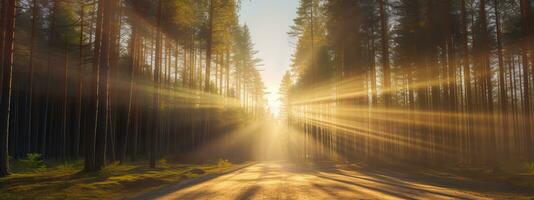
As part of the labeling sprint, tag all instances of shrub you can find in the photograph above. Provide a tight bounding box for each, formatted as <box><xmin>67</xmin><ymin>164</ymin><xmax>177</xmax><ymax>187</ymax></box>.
<box><xmin>14</xmin><ymin>153</ymin><xmax>46</xmax><ymax>172</ymax></box>
<box><xmin>217</xmin><ymin>159</ymin><xmax>231</xmax><ymax>167</ymax></box>
<box><xmin>526</xmin><ymin>163</ymin><xmax>534</xmax><ymax>174</ymax></box>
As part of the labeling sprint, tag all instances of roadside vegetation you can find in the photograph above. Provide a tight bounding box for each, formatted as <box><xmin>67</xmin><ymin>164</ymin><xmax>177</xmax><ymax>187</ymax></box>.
<box><xmin>0</xmin><ymin>154</ymin><xmax>235</xmax><ymax>200</ymax></box>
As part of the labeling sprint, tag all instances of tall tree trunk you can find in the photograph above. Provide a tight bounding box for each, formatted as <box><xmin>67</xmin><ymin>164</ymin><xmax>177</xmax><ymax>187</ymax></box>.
<box><xmin>379</xmin><ymin>0</ymin><xmax>391</xmax><ymax>160</ymax></box>
<box><xmin>494</xmin><ymin>0</ymin><xmax>506</xmax><ymax>114</ymax></box>
<box><xmin>107</xmin><ymin>0</ymin><xmax>121</xmax><ymax>164</ymax></box>
<box><xmin>85</xmin><ymin>0</ymin><xmax>104</xmax><ymax>172</ymax></box>
<box><xmin>520</xmin><ymin>0</ymin><xmax>531</xmax><ymax>115</ymax></box>
<box><xmin>479</xmin><ymin>0</ymin><xmax>496</xmax><ymax>168</ymax></box>
<box><xmin>74</xmin><ymin>1</ymin><xmax>85</xmax><ymax>159</ymax></box>
<box><xmin>493</xmin><ymin>0</ymin><xmax>508</xmax><ymax>162</ymax></box>
<box><xmin>205</xmin><ymin>0</ymin><xmax>214</xmax><ymax>92</ymax></box>
<box><xmin>0</xmin><ymin>0</ymin><xmax>5</xmax><ymax>72</ymax></box>
<box><xmin>43</xmin><ymin>0</ymin><xmax>59</xmax><ymax>158</ymax></box>
<box><xmin>150</xmin><ymin>0</ymin><xmax>163</xmax><ymax>168</ymax></box>
<box><xmin>225</xmin><ymin>47</ymin><xmax>230</xmax><ymax>97</ymax></box>
<box><xmin>182</xmin><ymin>40</ymin><xmax>188</xmax><ymax>87</ymax></box>
<box><xmin>520</xmin><ymin>0</ymin><xmax>532</xmax><ymax>160</ymax></box>
<box><xmin>369</xmin><ymin>26</ymin><xmax>377</xmax><ymax>106</ymax></box>
<box><xmin>120</xmin><ymin>7</ymin><xmax>139</xmax><ymax>163</ymax></box>
<box><xmin>175</xmin><ymin>41</ymin><xmax>179</xmax><ymax>88</ymax></box>
<box><xmin>219</xmin><ymin>54</ymin><xmax>223</xmax><ymax>94</ymax></box>
<box><xmin>0</xmin><ymin>0</ymin><xmax>16</xmax><ymax>177</ymax></box>
<box><xmin>379</xmin><ymin>0</ymin><xmax>390</xmax><ymax>107</ymax></box>
<box><xmin>94</xmin><ymin>0</ymin><xmax>116</xmax><ymax>170</ymax></box>
<box><xmin>460</xmin><ymin>0</ymin><xmax>474</xmax><ymax>163</ymax></box>
<box><xmin>26</xmin><ymin>0</ymin><xmax>38</xmax><ymax>155</ymax></box>
<box><xmin>62</xmin><ymin>33</ymin><xmax>69</xmax><ymax>161</ymax></box>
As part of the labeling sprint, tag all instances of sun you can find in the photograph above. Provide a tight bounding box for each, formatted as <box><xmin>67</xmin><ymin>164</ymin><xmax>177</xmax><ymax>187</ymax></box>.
<box><xmin>266</xmin><ymin>86</ymin><xmax>281</xmax><ymax>118</ymax></box>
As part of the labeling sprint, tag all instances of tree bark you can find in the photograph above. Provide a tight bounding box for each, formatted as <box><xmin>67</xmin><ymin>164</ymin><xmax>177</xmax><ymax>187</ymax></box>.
<box><xmin>0</xmin><ymin>0</ymin><xmax>16</xmax><ymax>177</ymax></box>
<box><xmin>494</xmin><ymin>0</ymin><xmax>506</xmax><ymax>113</ymax></box>
<box><xmin>205</xmin><ymin>0</ymin><xmax>214</xmax><ymax>92</ymax></box>
<box><xmin>94</xmin><ymin>0</ymin><xmax>117</xmax><ymax>171</ymax></box>
<box><xmin>85</xmin><ymin>0</ymin><xmax>104</xmax><ymax>172</ymax></box>
<box><xmin>520</xmin><ymin>0</ymin><xmax>533</xmax><ymax>160</ymax></box>
<box><xmin>25</xmin><ymin>0</ymin><xmax>38</xmax><ymax>155</ymax></box>
<box><xmin>74</xmin><ymin>1</ymin><xmax>85</xmax><ymax>159</ymax></box>
<box><xmin>62</xmin><ymin>32</ymin><xmax>69</xmax><ymax>161</ymax></box>
<box><xmin>150</xmin><ymin>0</ymin><xmax>163</xmax><ymax>168</ymax></box>
<box><xmin>379</xmin><ymin>0</ymin><xmax>391</xmax><ymax>107</ymax></box>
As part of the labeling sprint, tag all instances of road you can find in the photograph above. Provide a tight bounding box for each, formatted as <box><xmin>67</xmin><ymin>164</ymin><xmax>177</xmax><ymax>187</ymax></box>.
<box><xmin>139</xmin><ymin>161</ymin><xmax>498</xmax><ymax>200</ymax></box>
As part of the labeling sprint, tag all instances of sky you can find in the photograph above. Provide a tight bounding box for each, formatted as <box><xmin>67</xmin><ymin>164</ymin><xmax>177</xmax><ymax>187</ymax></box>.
<box><xmin>238</xmin><ymin>0</ymin><xmax>299</xmax><ymax>117</ymax></box>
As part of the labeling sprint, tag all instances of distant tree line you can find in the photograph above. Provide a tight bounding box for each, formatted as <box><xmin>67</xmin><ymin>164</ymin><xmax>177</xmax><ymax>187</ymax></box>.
<box><xmin>282</xmin><ymin>0</ymin><xmax>534</xmax><ymax>167</ymax></box>
<box><xmin>0</xmin><ymin>0</ymin><xmax>266</xmax><ymax>176</ymax></box>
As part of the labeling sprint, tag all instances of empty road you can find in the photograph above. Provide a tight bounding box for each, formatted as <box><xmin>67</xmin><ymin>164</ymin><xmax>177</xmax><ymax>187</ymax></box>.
<box><xmin>137</xmin><ymin>161</ymin><xmax>504</xmax><ymax>200</ymax></box>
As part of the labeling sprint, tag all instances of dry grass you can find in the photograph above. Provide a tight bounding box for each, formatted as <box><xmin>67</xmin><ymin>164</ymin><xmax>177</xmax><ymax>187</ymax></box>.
<box><xmin>0</xmin><ymin>159</ymin><xmax>234</xmax><ymax>200</ymax></box>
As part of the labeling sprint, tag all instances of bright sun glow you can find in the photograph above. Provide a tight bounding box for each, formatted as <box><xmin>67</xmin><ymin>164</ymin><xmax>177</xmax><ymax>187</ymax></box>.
<box><xmin>239</xmin><ymin>0</ymin><xmax>298</xmax><ymax>118</ymax></box>
<box><xmin>267</xmin><ymin>86</ymin><xmax>281</xmax><ymax>117</ymax></box>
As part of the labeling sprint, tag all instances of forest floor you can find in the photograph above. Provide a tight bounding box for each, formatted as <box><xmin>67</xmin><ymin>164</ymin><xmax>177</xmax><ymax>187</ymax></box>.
<box><xmin>0</xmin><ymin>158</ymin><xmax>241</xmax><ymax>200</ymax></box>
<box><xmin>2</xmin><ymin>158</ymin><xmax>533</xmax><ymax>199</ymax></box>
<box><xmin>350</xmin><ymin>161</ymin><xmax>534</xmax><ymax>199</ymax></box>
<box><xmin>133</xmin><ymin>161</ymin><xmax>534</xmax><ymax>200</ymax></box>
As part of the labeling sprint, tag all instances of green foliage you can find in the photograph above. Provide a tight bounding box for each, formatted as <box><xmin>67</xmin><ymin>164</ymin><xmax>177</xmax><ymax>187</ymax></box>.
<box><xmin>289</xmin><ymin>0</ymin><xmax>329</xmax><ymax>87</ymax></box>
<box><xmin>49</xmin><ymin>1</ymin><xmax>81</xmax><ymax>48</ymax></box>
<box><xmin>166</xmin><ymin>0</ymin><xmax>196</xmax><ymax>36</ymax></box>
<box><xmin>12</xmin><ymin>153</ymin><xmax>46</xmax><ymax>173</ymax></box>
<box><xmin>158</xmin><ymin>159</ymin><xmax>170</xmax><ymax>168</ymax></box>
<box><xmin>217</xmin><ymin>159</ymin><xmax>231</xmax><ymax>167</ymax></box>
<box><xmin>0</xmin><ymin>161</ymin><xmax>236</xmax><ymax>200</ymax></box>
<box><xmin>526</xmin><ymin>163</ymin><xmax>534</xmax><ymax>174</ymax></box>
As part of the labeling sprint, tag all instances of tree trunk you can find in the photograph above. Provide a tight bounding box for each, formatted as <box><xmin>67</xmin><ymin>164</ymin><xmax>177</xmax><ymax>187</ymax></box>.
<box><xmin>94</xmin><ymin>0</ymin><xmax>117</xmax><ymax>171</ymax></box>
<box><xmin>379</xmin><ymin>0</ymin><xmax>390</xmax><ymax>107</ymax></box>
<box><xmin>0</xmin><ymin>0</ymin><xmax>16</xmax><ymax>177</ymax></box>
<box><xmin>225</xmin><ymin>47</ymin><xmax>230</xmax><ymax>97</ymax></box>
<box><xmin>74</xmin><ymin>1</ymin><xmax>85</xmax><ymax>159</ymax></box>
<box><xmin>520</xmin><ymin>0</ymin><xmax>532</xmax><ymax>160</ymax></box>
<box><xmin>43</xmin><ymin>0</ymin><xmax>59</xmax><ymax>158</ymax></box>
<box><xmin>0</xmin><ymin>0</ymin><xmax>7</xmax><ymax>72</ymax></box>
<box><xmin>62</xmin><ymin>33</ymin><xmax>69</xmax><ymax>161</ymax></box>
<box><xmin>85</xmin><ymin>0</ymin><xmax>104</xmax><ymax>172</ymax></box>
<box><xmin>150</xmin><ymin>0</ymin><xmax>163</xmax><ymax>168</ymax></box>
<box><xmin>25</xmin><ymin>0</ymin><xmax>38</xmax><ymax>155</ymax></box>
<box><xmin>120</xmin><ymin>9</ymin><xmax>139</xmax><ymax>164</ymax></box>
<box><xmin>205</xmin><ymin>0</ymin><xmax>214</xmax><ymax>92</ymax></box>
<box><xmin>494</xmin><ymin>0</ymin><xmax>506</xmax><ymax>114</ymax></box>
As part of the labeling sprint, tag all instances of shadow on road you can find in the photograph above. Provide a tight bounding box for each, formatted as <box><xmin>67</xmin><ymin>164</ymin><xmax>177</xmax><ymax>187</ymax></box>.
<box><xmin>235</xmin><ymin>185</ymin><xmax>262</xmax><ymax>200</ymax></box>
<box><xmin>308</xmin><ymin>161</ymin><xmax>534</xmax><ymax>199</ymax></box>
<box><xmin>131</xmin><ymin>161</ymin><xmax>533</xmax><ymax>199</ymax></box>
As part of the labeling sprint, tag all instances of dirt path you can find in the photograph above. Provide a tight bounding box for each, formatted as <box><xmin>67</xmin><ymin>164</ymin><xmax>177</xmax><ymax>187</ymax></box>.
<box><xmin>132</xmin><ymin>161</ymin><xmax>525</xmax><ymax>200</ymax></box>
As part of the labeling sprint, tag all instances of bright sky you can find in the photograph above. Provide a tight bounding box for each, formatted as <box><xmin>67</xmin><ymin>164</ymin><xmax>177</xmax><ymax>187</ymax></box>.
<box><xmin>239</xmin><ymin>0</ymin><xmax>298</xmax><ymax>117</ymax></box>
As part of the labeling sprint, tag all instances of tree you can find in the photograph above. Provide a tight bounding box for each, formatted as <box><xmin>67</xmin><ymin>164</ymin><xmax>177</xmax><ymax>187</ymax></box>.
<box><xmin>0</xmin><ymin>0</ymin><xmax>265</xmax><ymax>173</ymax></box>
<box><xmin>285</xmin><ymin>0</ymin><xmax>534</xmax><ymax>165</ymax></box>
<box><xmin>150</xmin><ymin>0</ymin><xmax>163</xmax><ymax>169</ymax></box>
<box><xmin>0</xmin><ymin>0</ymin><xmax>17</xmax><ymax>177</ymax></box>
<box><xmin>279</xmin><ymin>71</ymin><xmax>293</xmax><ymax>121</ymax></box>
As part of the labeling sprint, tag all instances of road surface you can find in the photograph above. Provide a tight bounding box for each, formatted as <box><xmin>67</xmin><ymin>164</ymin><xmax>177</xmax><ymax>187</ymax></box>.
<box><xmin>136</xmin><ymin>161</ymin><xmax>503</xmax><ymax>200</ymax></box>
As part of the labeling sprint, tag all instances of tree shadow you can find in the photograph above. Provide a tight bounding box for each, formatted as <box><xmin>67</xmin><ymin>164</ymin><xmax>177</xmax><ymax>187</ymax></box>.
<box><xmin>314</xmin><ymin>174</ymin><xmax>420</xmax><ymax>200</ymax></box>
<box><xmin>355</xmin><ymin>166</ymin><xmax>534</xmax><ymax>196</ymax></box>
<box><xmin>235</xmin><ymin>185</ymin><xmax>261</xmax><ymax>200</ymax></box>
<box><xmin>129</xmin><ymin>164</ymin><xmax>255</xmax><ymax>200</ymax></box>
<box><xmin>310</xmin><ymin>161</ymin><xmax>534</xmax><ymax>199</ymax></box>
<box><xmin>311</xmin><ymin>183</ymin><xmax>350</xmax><ymax>198</ymax></box>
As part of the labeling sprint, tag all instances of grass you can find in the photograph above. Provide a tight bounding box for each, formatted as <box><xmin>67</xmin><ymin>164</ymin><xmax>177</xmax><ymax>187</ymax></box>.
<box><xmin>412</xmin><ymin>160</ymin><xmax>534</xmax><ymax>198</ymax></box>
<box><xmin>0</xmin><ymin>158</ymin><xmax>236</xmax><ymax>200</ymax></box>
<box><xmin>332</xmin><ymin>159</ymin><xmax>534</xmax><ymax>198</ymax></box>
<box><xmin>442</xmin><ymin>162</ymin><xmax>534</xmax><ymax>199</ymax></box>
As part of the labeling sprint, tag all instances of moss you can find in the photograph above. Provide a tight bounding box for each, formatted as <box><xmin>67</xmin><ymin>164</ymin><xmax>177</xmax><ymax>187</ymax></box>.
<box><xmin>0</xmin><ymin>160</ymin><xmax>234</xmax><ymax>200</ymax></box>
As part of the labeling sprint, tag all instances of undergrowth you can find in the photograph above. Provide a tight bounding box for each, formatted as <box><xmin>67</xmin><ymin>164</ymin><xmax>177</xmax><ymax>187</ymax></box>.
<box><xmin>1</xmin><ymin>155</ymin><xmax>235</xmax><ymax>200</ymax></box>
